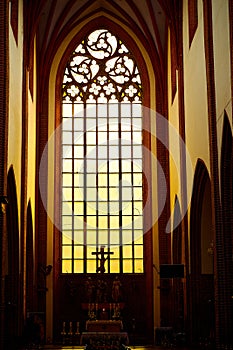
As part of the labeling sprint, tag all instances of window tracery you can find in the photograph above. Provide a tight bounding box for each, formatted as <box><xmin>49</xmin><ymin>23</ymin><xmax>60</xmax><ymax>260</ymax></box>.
<box><xmin>62</xmin><ymin>29</ymin><xmax>142</xmax><ymax>103</ymax></box>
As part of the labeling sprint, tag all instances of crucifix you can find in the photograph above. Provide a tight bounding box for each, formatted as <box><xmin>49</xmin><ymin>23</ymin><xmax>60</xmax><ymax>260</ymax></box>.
<box><xmin>92</xmin><ymin>246</ymin><xmax>114</xmax><ymax>273</ymax></box>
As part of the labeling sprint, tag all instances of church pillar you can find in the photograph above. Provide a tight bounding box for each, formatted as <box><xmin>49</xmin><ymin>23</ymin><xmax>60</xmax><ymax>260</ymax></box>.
<box><xmin>35</xmin><ymin>110</ymin><xmax>49</xmax><ymax>313</ymax></box>
<box><xmin>229</xmin><ymin>0</ymin><xmax>233</xmax><ymax>126</ymax></box>
<box><xmin>19</xmin><ymin>35</ymin><xmax>30</xmax><ymax>331</ymax></box>
<box><xmin>0</xmin><ymin>1</ymin><xmax>9</xmax><ymax>350</ymax></box>
<box><xmin>154</xmin><ymin>25</ymin><xmax>172</xmax><ymax>329</ymax></box>
<box><xmin>203</xmin><ymin>1</ymin><xmax>225</xmax><ymax>348</ymax></box>
<box><xmin>176</xmin><ymin>0</ymin><xmax>191</xmax><ymax>340</ymax></box>
<box><xmin>35</xmin><ymin>84</ymin><xmax>49</xmax><ymax>334</ymax></box>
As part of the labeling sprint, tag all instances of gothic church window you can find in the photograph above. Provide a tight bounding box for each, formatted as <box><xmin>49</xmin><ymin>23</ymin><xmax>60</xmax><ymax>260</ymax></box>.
<box><xmin>61</xmin><ymin>29</ymin><xmax>144</xmax><ymax>273</ymax></box>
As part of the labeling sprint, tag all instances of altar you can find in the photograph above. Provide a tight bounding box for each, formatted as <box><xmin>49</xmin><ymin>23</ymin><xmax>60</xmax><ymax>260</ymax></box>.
<box><xmin>86</xmin><ymin>320</ymin><xmax>123</xmax><ymax>332</ymax></box>
<box><xmin>81</xmin><ymin>307</ymin><xmax>128</xmax><ymax>348</ymax></box>
<box><xmin>80</xmin><ymin>269</ymin><xmax>129</xmax><ymax>349</ymax></box>
<box><xmin>81</xmin><ymin>301</ymin><xmax>128</xmax><ymax>348</ymax></box>
<box><xmin>80</xmin><ymin>331</ymin><xmax>129</xmax><ymax>347</ymax></box>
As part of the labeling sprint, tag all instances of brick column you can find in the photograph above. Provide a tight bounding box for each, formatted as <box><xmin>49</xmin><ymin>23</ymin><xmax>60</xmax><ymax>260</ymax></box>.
<box><xmin>0</xmin><ymin>1</ymin><xmax>9</xmax><ymax>349</ymax></box>
<box><xmin>202</xmin><ymin>1</ymin><xmax>225</xmax><ymax>348</ymax></box>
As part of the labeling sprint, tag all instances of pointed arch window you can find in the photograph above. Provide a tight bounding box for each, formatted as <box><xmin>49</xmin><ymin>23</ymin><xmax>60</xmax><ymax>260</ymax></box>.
<box><xmin>61</xmin><ymin>29</ymin><xmax>144</xmax><ymax>273</ymax></box>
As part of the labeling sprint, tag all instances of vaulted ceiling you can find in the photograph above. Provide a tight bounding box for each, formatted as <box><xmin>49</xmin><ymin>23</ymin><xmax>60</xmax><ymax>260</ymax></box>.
<box><xmin>38</xmin><ymin>0</ymin><xmax>166</xmax><ymax>54</ymax></box>
<box><xmin>24</xmin><ymin>0</ymin><xmax>181</xmax><ymax>108</ymax></box>
<box><xmin>26</xmin><ymin>1</ymin><xmax>180</xmax><ymax>62</ymax></box>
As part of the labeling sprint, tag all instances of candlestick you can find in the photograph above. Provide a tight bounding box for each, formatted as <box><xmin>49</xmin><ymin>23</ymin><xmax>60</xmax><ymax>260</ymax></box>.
<box><xmin>75</xmin><ymin>321</ymin><xmax>80</xmax><ymax>335</ymax></box>
<box><xmin>68</xmin><ymin>321</ymin><xmax>73</xmax><ymax>336</ymax></box>
<box><xmin>61</xmin><ymin>321</ymin><xmax>66</xmax><ymax>336</ymax></box>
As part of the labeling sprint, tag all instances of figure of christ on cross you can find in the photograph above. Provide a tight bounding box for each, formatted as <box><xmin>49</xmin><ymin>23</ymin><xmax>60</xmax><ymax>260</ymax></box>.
<box><xmin>92</xmin><ymin>246</ymin><xmax>114</xmax><ymax>273</ymax></box>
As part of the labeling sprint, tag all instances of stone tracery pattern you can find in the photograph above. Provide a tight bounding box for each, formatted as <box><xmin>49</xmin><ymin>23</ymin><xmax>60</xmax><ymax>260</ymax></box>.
<box><xmin>62</xmin><ymin>29</ymin><xmax>142</xmax><ymax>102</ymax></box>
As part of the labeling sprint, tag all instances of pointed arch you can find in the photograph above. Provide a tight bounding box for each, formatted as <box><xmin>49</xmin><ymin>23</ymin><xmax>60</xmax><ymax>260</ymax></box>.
<box><xmin>190</xmin><ymin>160</ymin><xmax>211</xmax><ymax>275</ymax></box>
<box><xmin>51</xmin><ymin>20</ymin><xmax>154</xmax><ymax>343</ymax></box>
<box><xmin>60</xmin><ymin>28</ymin><xmax>143</xmax><ymax>274</ymax></box>
<box><xmin>220</xmin><ymin>112</ymin><xmax>233</xmax><ymax>344</ymax></box>
<box><xmin>5</xmin><ymin>166</ymin><xmax>20</xmax><ymax>347</ymax></box>
<box><xmin>171</xmin><ymin>196</ymin><xmax>184</xmax><ymax>332</ymax></box>
<box><xmin>189</xmin><ymin>159</ymin><xmax>214</xmax><ymax>344</ymax></box>
<box><xmin>26</xmin><ymin>200</ymin><xmax>34</xmax><ymax>313</ymax></box>
<box><xmin>55</xmin><ymin>16</ymin><xmax>151</xmax><ymax>112</ymax></box>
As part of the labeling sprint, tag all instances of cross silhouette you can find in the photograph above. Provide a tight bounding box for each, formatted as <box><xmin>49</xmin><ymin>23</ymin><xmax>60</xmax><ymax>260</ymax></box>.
<box><xmin>92</xmin><ymin>246</ymin><xmax>114</xmax><ymax>273</ymax></box>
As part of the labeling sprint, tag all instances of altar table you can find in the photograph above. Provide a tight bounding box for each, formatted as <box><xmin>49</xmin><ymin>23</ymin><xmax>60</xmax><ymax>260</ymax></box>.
<box><xmin>86</xmin><ymin>320</ymin><xmax>123</xmax><ymax>332</ymax></box>
<box><xmin>80</xmin><ymin>331</ymin><xmax>129</xmax><ymax>346</ymax></box>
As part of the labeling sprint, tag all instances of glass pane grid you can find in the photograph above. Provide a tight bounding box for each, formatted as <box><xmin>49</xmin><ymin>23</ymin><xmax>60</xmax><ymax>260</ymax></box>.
<box><xmin>61</xmin><ymin>29</ymin><xmax>143</xmax><ymax>274</ymax></box>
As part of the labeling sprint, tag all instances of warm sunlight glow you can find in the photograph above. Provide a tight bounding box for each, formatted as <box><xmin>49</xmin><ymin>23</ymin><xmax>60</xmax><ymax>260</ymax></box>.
<box><xmin>61</xmin><ymin>29</ymin><xmax>143</xmax><ymax>273</ymax></box>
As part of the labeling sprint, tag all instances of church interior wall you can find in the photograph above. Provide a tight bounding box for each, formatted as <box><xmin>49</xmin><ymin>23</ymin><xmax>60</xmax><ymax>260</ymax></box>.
<box><xmin>8</xmin><ymin>0</ymin><xmax>24</xmax><ymax>224</ymax></box>
<box><xmin>212</xmin><ymin>1</ymin><xmax>232</xmax><ymax>177</ymax></box>
<box><xmin>167</xmin><ymin>28</ymin><xmax>181</xmax><ymax>225</ymax></box>
<box><xmin>212</xmin><ymin>0</ymin><xmax>231</xmax><ymax>121</ymax></box>
<box><xmin>181</xmin><ymin>1</ymin><xmax>211</xmax><ymax>273</ymax></box>
<box><xmin>27</xmin><ymin>37</ymin><xmax>37</xmax><ymax>230</ymax></box>
<box><xmin>182</xmin><ymin>0</ymin><xmax>210</xmax><ymax>177</ymax></box>
<box><xmin>7</xmin><ymin>0</ymin><xmax>38</xmax><ymax>338</ymax></box>
<box><xmin>2</xmin><ymin>0</ymin><xmax>233</xmax><ymax>348</ymax></box>
<box><xmin>166</xmin><ymin>2</ymin><xmax>226</xmax><ymax>341</ymax></box>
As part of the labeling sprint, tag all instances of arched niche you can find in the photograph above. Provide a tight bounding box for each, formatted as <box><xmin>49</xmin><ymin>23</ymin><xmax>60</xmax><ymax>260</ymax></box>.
<box><xmin>171</xmin><ymin>196</ymin><xmax>184</xmax><ymax>332</ymax></box>
<box><xmin>189</xmin><ymin>159</ymin><xmax>214</xmax><ymax>344</ymax></box>
<box><xmin>5</xmin><ymin>166</ymin><xmax>21</xmax><ymax>347</ymax></box>
<box><xmin>26</xmin><ymin>200</ymin><xmax>34</xmax><ymax>314</ymax></box>
<box><xmin>220</xmin><ymin>112</ymin><xmax>233</xmax><ymax>345</ymax></box>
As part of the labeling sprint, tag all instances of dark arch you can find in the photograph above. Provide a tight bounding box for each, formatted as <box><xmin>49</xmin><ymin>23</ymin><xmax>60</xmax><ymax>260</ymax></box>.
<box><xmin>5</xmin><ymin>166</ymin><xmax>20</xmax><ymax>347</ymax></box>
<box><xmin>172</xmin><ymin>196</ymin><xmax>184</xmax><ymax>332</ymax></box>
<box><xmin>190</xmin><ymin>160</ymin><xmax>211</xmax><ymax>274</ymax></box>
<box><xmin>220</xmin><ymin>112</ymin><xmax>233</xmax><ymax>344</ymax></box>
<box><xmin>189</xmin><ymin>159</ymin><xmax>214</xmax><ymax>344</ymax></box>
<box><xmin>26</xmin><ymin>200</ymin><xmax>34</xmax><ymax>313</ymax></box>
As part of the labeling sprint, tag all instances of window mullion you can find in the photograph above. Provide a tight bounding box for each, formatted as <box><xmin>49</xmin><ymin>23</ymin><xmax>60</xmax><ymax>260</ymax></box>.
<box><xmin>119</xmin><ymin>102</ymin><xmax>123</xmax><ymax>273</ymax></box>
<box><xmin>83</xmin><ymin>103</ymin><xmax>87</xmax><ymax>273</ymax></box>
<box><xmin>96</xmin><ymin>102</ymin><xmax>99</xmax><ymax>272</ymax></box>
<box><xmin>130</xmin><ymin>102</ymin><xmax>135</xmax><ymax>273</ymax></box>
<box><xmin>107</xmin><ymin>102</ymin><xmax>110</xmax><ymax>272</ymax></box>
<box><xmin>72</xmin><ymin>102</ymin><xmax>75</xmax><ymax>273</ymax></box>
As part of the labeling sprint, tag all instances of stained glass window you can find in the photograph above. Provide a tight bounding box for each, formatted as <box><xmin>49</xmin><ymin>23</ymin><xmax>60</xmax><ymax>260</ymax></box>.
<box><xmin>61</xmin><ymin>29</ymin><xmax>143</xmax><ymax>273</ymax></box>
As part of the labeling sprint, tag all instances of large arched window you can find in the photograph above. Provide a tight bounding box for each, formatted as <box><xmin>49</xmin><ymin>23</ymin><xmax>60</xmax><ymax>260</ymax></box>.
<box><xmin>61</xmin><ymin>29</ymin><xmax>143</xmax><ymax>274</ymax></box>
